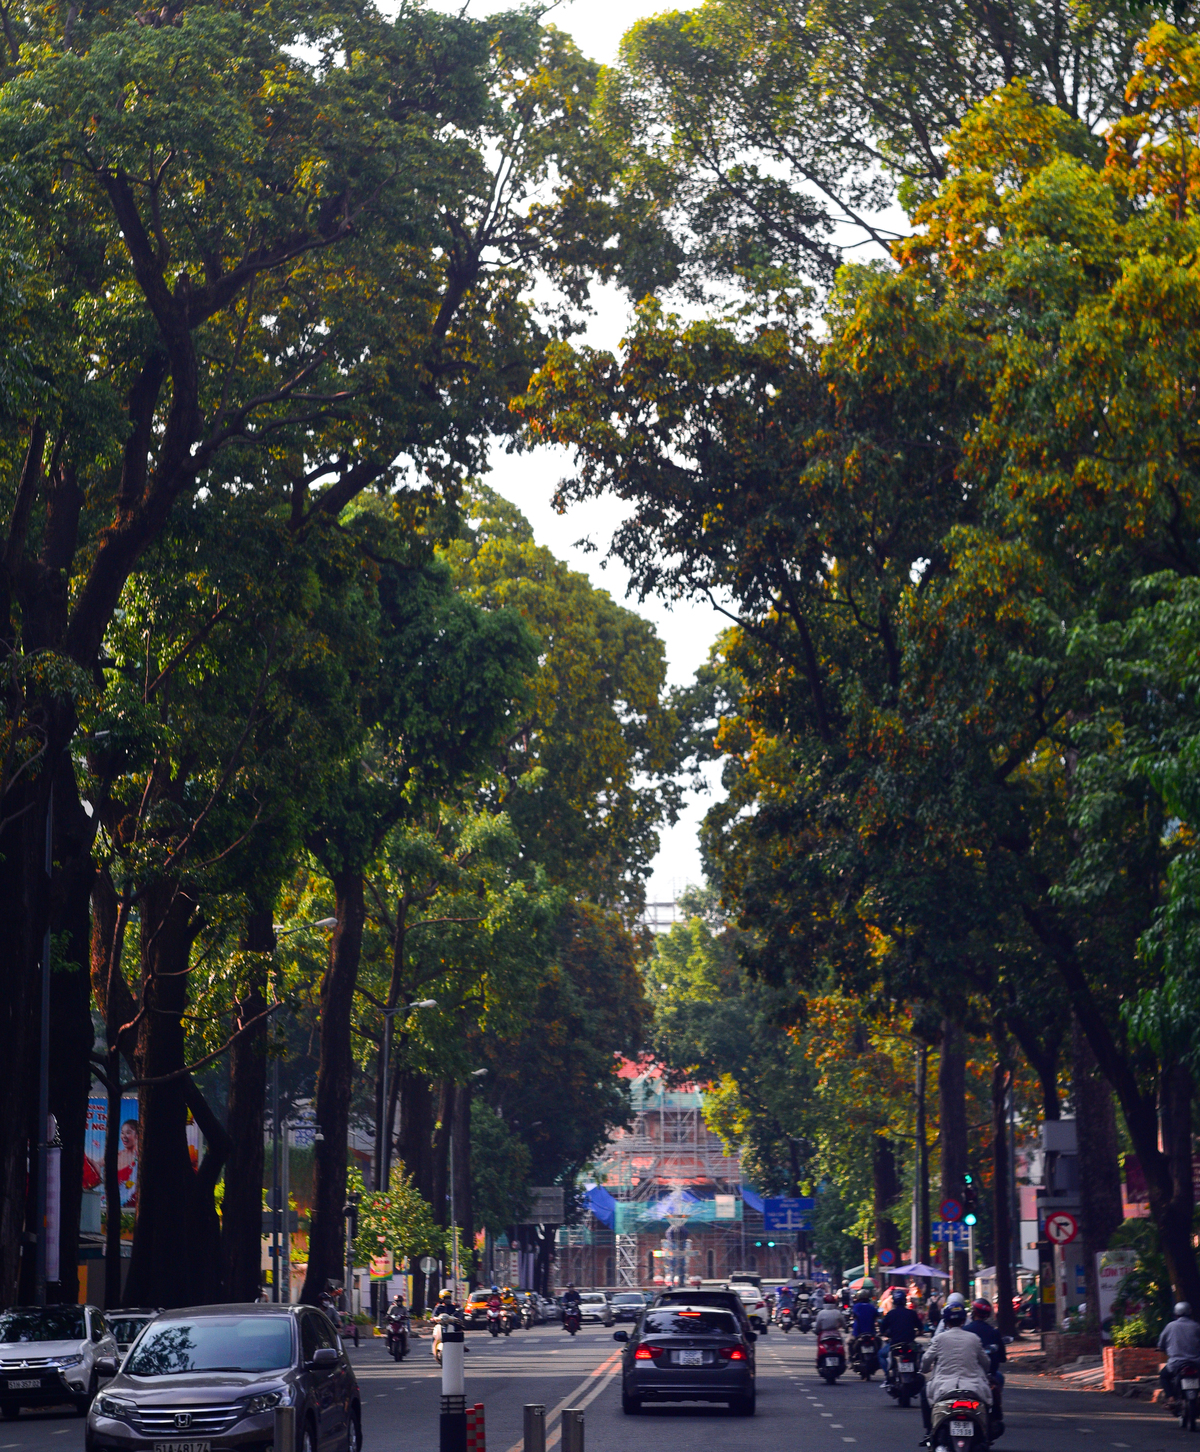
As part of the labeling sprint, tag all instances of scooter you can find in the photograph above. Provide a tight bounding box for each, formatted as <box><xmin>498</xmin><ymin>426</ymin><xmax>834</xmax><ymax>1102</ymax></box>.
<box><xmin>779</xmin><ymin>1308</ymin><xmax>795</xmax><ymax>1333</ymax></box>
<box><xmin>852</xmin><ymin>1333</ymin><xmax>881</xmax><ymax>1380</ymax></box>
<box><xmin>1172</xmin><ymin>1361</ymin><xmax>1200</xmax><ymax>1431</ymax></box>
<box><xmin>563</xmin><ymin>1305</ymin><xmax>581</xmax><ymax>1336</ymax></box>
<box><xmin>486</xmin><ymin>1307</ymin><xmax>503</xmax><ymax>1337</ymax></box>
<box><xmin>385</xmin><ymin>1309</ymin><xmax>410</xmax><ymax>1361</ymax></box>
<box><xmin>817</xmin><ymin>1333</ymin><xmax>847</xmax><ymax>1384</ymax></box>
<box><xmin>500</xmin><ymin>1308</ymin><xmax>515</xmax><ymax>1336</ymax></box>
<box><xmin>929</xmin><ymin>1390</ymin><xmax>993</xmax><ymax>1452</ymax></box>
<box><xmin>521</xmin><ymin>1301</ymin><xmax>535</xmax><ymax>1330</ymax></box>
<box><xmin>797</xmin><ymin>1306</ymin><xmax>814</xmax><ymax>1334</ymax></box>
<box><xmin>883</xmin><ymin>1340</ymin><xmax>922</xmax><ymax>1407</ymax></box>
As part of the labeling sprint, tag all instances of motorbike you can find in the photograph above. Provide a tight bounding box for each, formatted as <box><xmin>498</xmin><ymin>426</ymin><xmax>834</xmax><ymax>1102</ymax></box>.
<box><xmin>486</xmin><ymin>1307</ymin><xmax>503</xmax><ymax>1337</ymax></box>
<box><xmin>521</xmin><ymin>1302</ymin><xmax>535</xmax><ymax>1330</ymax></box>
<box><xmin>930</xmin><ymin>1391</ymin><xmax>993</xmax><ymax>1452</ymax></box>
<box><xmin>817</xmin><ymin>1333</ymin><xmax>847</xmax><ymax>1384</ymax></box>
<box><xmin>432</xmin><ymin>1312</ymin><xmax>465</xmax><ymax>1366</ymax></box>
<box><xmin>883</xmin><ymin>1340</ymin><xmax>922</xmax><ymax>1408</ymax></box>
<box><xmin>500</xmin><ymin>1308</ymin><xmax>515</xmax><ymax>1336</ymax></box>
<box><xmin>779</xmin><ymin>1307</ymin><xmax>795</xmax><ymax>1333</ymax></box>
<box><xmin>1172</xmin><ymin>1362</ymin><xmax>1200</xmax><ymax>1431</ymax></box>
<box><xmin>563</xmin><ymin>1305</ymin><xmax>581</xmax><ymax>1336</ymax></box>
<box><xmin>797</xmin><ymin>1305</ymin><xmax>814</xmax><ymax>1334</ymax></box>
<box><xmin>384</xmin><ymin>1310</ymin><xmax>410</xmax><ymax>1361</ymax></box>
<box><xmin>851</xmin><ymin>1333</ymin><xmax>881</xmax><ymax>1380</ymax></box>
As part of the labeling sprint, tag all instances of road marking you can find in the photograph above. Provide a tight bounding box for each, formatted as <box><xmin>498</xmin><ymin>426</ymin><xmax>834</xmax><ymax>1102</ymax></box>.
<box><xmin>1077</xmin><ymin>1430</ymin><xmax>1093</xmax><ymax>1434</ymax></box>
<box><xmin>503</xmin><ymin>1349</ymin><xmax>623</xmax><ymax>1452</ymax></box>
<box><xmin>1112</xmin><ymin>1443</ymin><xmax>1129</xmax><ymax>1447</ymax></box>
<box><xmin>842</xmin><ymin>1439</ymin><xmax>856</xmax><ymax>1443</ymax></box>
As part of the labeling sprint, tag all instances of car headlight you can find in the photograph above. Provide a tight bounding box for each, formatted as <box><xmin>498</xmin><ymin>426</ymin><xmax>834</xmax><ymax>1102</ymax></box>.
<box><xmin>243</xmin><ymin>1388</ymin><xmax>292</xmax><ymax>1416</ymax></box>
<box><xmin>55</xmin><ymin>1354</ymin><xmax>85</xmax><ymax>1369</ymax></box>
<box><xmin>97</xmin><ymin>1396</ymin><xmax>136</xmax><ymax>1420</ymax></box>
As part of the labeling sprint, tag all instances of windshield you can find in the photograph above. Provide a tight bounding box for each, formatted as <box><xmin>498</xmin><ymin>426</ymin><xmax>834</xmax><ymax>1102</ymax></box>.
<box><xmin>0</xmin><ymin>1309</ymin><xmax>85</xmax><ymax>1343</ymax></box>
<box><xmin>643</xmin><ymin>1310</ymin><xmax>738</xmax><ymax>1336</ymax></box>
<box><xmin>612</xmin><ymin>1295</ymin><xmax>643</xmax><ymax>1304</ymax></box>
<box><xmin>128</xmin><ymin>1318</ymin><xmax>293</xmax><ymax>1376</ymax></box>
<box><xmin>110</xmin><ymin>1319</ymin><xmax>152</xmax><ymax>1345</ymax></box>
<box><xmin>734</xmin><ymin>1286</ymin><xmax>761</xmax><ymax>1299</ymax></box>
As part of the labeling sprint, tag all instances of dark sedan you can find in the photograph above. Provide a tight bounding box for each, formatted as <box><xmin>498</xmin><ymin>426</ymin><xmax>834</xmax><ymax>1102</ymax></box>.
<box><xmin>609</xmin><ymin>1293</ymin><xmax>647</xmax><ymax>1323</ymax></box>
<box><xmin>615</xmin><ymin>1304</ymin><xmax>756</xmax><ymax>1416</ymax></box>
<box><xmin>86</xmin><ymin>1304</ymin><xmax>361</xmax><ymax>1452</ymax></box>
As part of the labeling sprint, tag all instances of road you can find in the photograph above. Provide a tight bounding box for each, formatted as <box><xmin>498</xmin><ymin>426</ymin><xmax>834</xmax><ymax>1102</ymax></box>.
<box><xmin>0</xmin><ymin>1323</ymin><xmax>1189</xmax><ymax>1452</ymax></box>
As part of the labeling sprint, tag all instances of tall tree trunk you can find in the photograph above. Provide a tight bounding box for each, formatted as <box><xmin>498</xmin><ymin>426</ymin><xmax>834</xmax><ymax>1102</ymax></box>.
<box><xmin>1072</xmin><ymin>1016</ymin><xmax>1122</xmax><ymax>1330</ymax></box>
<box><xmin>396</xmin><ymin>1070</ymin><xmax>434</xmax><ymax>1203</ymax></box>
<box><xmin>939</xmin><ymin>1021</ymin><xmax>969</xmax><ymax>1294</ymax></box>
<box><xmin>1157</xmin><ymin>1062</ymin><xmax>1198</xmax><ymax>1304</ymax></box>
<box><xmin>431</xmin><ymin>1079</ymin><xmax>455</xmax><ymax>1227</ymax></box>
<box><xmin>873</xmin><ymin>1134</ymin><xmax>901</xmax><ymax>1259</ymax></box>
<box><xmin>221</xmin><ymin>907</ymin><xmax>274</xmax><ymax>1300</ymax></box>
<box><xmin>454</xmin><ymin>1086</ymin><xmax>474</xmax><ymax>1288</ymax></box>
<box><xmin>125</xmin><ymin>881</ymin><xmax>225</xmax><ymax>1307</ymax></box>
<box><xmin>916</xmin><ymin>1043</ymin><xmax>930</xmax><ymax>1265</ymax></box>
<box><xmin>301</xmin><ymin>870</ymin><xmax>364</xmax><ymax>1305</ymax></box>
<box><xmin>991</xmin><ymin>1034</ymin><xmax>1016</xmax><ymax>1338</ymax></box>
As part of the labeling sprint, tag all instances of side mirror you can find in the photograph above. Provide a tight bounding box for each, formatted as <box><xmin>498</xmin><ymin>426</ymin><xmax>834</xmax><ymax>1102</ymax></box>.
<box><xmin>613</xmin><ymin>1331</ymin><xmax>629</xmax><ymax>1343</ymax></box>
<box><xmin>95</xmin><ymin>1357</ymin><xmax>118</xmax><ymax>1378</ymax></box>
<box><xmin>310</xmin><ymin>1346</ymin><xmax>339</xmax><ymax>1368</ymax></box>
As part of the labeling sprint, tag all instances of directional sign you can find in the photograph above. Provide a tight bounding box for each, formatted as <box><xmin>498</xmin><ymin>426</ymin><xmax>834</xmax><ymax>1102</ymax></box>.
<box><xmin>1045</xmin><ymin>1211</ymin><xmax>1079</xmax><ymax>1246</ymax></box>
<box><xmin>931</xmin><ymin>1220</ymin><xmax>969</xmax><ymax>1246</ymax></box>
<box><xmin>940</xmin><ymin>1197</ymin><xmax>963</xmax><ymax>1223</ymax></box>
<box><xmin>878</xmin><ymin>1248</ymin><xmax>897</xmax><ymax>1266</ymax></box>
<box><xmin>763</xmin><ymin>1196</ymin><xmax>815</xmax><ymax>1231</ymax></box>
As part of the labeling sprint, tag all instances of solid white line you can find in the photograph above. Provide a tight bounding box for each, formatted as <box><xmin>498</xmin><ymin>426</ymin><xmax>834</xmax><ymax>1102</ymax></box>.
<box><xmin>503</xmin><ymin>1349</ymin><xmax>623</xmax><ymax>1452</ymax></box>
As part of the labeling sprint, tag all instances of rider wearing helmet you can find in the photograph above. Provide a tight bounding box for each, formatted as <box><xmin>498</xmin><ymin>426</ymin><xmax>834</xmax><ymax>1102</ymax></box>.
<box><xmin>966</xmin><ymin>1299</ymin><xmax>1006</xmax><ymax>1422</ymax></box>
<box><xmin>880</xmin><ymin>1287</ymin><xmax>923</xmax><ymax>1380</ymax></box>
<box><xmin>849</xmin><ymin>1288</ymin><xmax>880</xmax><ymax>1362</ymax></box>
<box><xmin>932</xmin><ymin>1290</ymin><xmax>966</xmax><ymax>1339</ymax></box>
<box><xmin>919</xmin><ymin>1303</ymin><xmax>991</xmax><ymax>1445</ymax></box>
<box><xmin>814</xmin><ymin>1294</ymin><xmax>848</xmax><ymax>1338</ymax></box>
<box><xmin>1159</xmin><ymin>1303</ymin><xmax>1200</xmax><ymax>1403</ymax></box>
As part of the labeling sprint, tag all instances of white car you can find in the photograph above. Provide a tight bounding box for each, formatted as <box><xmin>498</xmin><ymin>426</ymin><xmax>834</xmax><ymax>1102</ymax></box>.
<box><xmin>0</xmin><ymin>1304</ymin><xmax>118</xmax><ymax>1417</ymax></box>
<box><xmin>576</xmin><ymin>1293</ymin><xmax>614</xmax><ymax>1326</ymax></box>
<box><xmin>732</xmin><ymin>1284</ymin><xmax>770</xmax><ymax>1333</ymax></box>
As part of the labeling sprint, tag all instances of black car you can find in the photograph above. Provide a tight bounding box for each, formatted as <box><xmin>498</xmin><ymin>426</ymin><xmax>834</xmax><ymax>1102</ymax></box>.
<box><xmin>653</xmin><ymin>1288</ymin><xmax>754</xmax><ymax>1338</ymax></box>
<box><xmin>609</xmin><ymin>1293</ymin><xmax>646</xmax><ymax>1323</ymax></box>
<box><xmin>615</xmin><ymin>1304</ymin><xmax>756</xmax><ymax>1416</ymax></box>
<box><xmin>86</xmin><ymin>1303</ymin><xmax>361</xmax><ymax>1452</ymax></box>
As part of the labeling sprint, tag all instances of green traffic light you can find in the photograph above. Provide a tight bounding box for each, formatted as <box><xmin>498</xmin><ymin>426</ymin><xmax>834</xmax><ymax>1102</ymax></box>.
<box><xmin>963</xmin><ymin>1173</ymin><xmax>973</xmax><ymax>1185</ymax></box>
<box><xmin>767</xmin><ymin>1240</ymin><xmax>775</xmax><ymax>1247</ymax></box>
<box><xmin>964</xmin><ymin>1213</ymin><xmax>977</xmax><ymax>1225</ymax></box>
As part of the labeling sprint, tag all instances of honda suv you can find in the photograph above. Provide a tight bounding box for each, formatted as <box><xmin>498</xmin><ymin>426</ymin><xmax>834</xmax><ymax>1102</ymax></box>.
<box><xmin>85</xmin><ymin>1304</ymin><xmax>361</xmax><ymax>1452</ymax></box>
<box><xmin>0</xmin><ymin>1304</ymin><xmax>118</xmax><ymax>1417</ymax></box>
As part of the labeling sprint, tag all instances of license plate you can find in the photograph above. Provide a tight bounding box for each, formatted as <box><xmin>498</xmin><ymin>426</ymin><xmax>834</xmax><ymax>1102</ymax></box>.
<box><xmin>153</xmin><ymin>1442</ymin><xmax>212</xmax><ymax>1452</ymax></box>
<box><xmin>950</xmin><ymin>1420</ymin><xmax>975</xmax><ymax>1437</ymax></box>
<box><xmin>676</xmin><ymin>1349</ymin><xmax>703</xmax><ymax>1366</ymax></box>
<box><xmin>1184</xmin><ymin>1379</ymin><xmax>1200</xmax><ymax>1390</ymax></box>
<box><xmin>5</xmin><ymin>1379</ymin><xmax>41</xmax><ymax>1390</ymax></box>
<box><xmin>823</xmin><ymin>1356</ymin><xmax>838</xmax><ymax>1366</ymax></box>
<box><xmin>898</xmin><ymin>1361</ymin><xmax>914</xmax><ymax>1372</ymax></box>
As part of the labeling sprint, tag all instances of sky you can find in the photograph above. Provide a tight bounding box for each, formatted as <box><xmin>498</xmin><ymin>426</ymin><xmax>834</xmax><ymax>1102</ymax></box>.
<box><xmin>455</xmin><ymin>0</ymin><xmax>727</xmax><ymax>908</ymax></box>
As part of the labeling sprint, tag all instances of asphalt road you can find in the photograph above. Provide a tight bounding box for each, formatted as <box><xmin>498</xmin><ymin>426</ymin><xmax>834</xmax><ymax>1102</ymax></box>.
<box><xmin>0</xmin><ymin>1323</ymin><xmax>1192</xmax><ymax>1452</ymax></box>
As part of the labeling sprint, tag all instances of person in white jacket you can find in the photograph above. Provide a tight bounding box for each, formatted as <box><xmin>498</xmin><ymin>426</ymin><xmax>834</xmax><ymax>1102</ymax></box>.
<box><xmin>919</xmin><ymin>1305</ymin><xmax>992</xmax><ymax>1445</ymax></box>
<box><xmin>814</xmin><ymin>1295</ymin><xmax>849</xmax><ymax>1338</ymax></box>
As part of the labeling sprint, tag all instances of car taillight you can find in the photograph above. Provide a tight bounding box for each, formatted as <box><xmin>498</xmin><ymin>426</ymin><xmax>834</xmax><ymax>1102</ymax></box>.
<box><xmin>634</xmin><ymin>1345</ymin><xmax>665</xmax><ymax>1360</ymax></box>
<box><xmin>719</xmin><ymin>1346</ymin><xmax>748</xmax><ymax>1361</ymax></box>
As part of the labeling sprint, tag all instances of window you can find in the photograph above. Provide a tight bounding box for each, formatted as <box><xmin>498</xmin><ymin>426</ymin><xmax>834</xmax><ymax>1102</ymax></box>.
<box><xmin>748</xmin><ymin>1254</ymin><xmax>757</xmax><ymax>1270</ymax></box>
<box><xmin>90</xmin><ymin>1313</ymin><xmax>107</xmax><ymax>1343</ymax></box>
<box><xmin>647</xmin><ymin>1253</ymin><xmax>655</xmax><ymax>1280</ymax></box>
<box><xmin>641</xmin><ymin>1310</ymin><xmax>737</xmax><ymax>1336</ymax></box>
<box><xmin>0</xmin><ymin>1308</ymin><xmax>85</xmax><ymax>1343</ymax></box>
<box><xmin>706</xmin><ymin>1250</ymin><xmax>714</xmax><ymax>1278</ymax></box>
<box><xmin>128</xmin><ymin>1317</ymin><xmax>293</xmax><ymax>1376</ymax></box>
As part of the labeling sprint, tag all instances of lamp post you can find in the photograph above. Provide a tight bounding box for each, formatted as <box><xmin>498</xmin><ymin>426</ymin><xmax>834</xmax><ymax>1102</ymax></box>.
<box><xmin>374</xmin><ymin>998</ymin><xmax>437</xmax><ymax>1192</ymax></box>
<box><xmin>270</xmin><ymin>918</ymin><xmax>336</xmax><ymax>1302</ymax></box>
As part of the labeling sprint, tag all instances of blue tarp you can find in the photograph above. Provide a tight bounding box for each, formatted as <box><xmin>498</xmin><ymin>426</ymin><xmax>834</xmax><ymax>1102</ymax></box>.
<box><xmin>741</xmin><ymin>1185</ymin><xmax>764</xmax><ymax>1212</ymax></box>
<box><xmin>584</xmin><ymin>1184</ymin><xmax>617</xmax><ymax>1227</ymax></box>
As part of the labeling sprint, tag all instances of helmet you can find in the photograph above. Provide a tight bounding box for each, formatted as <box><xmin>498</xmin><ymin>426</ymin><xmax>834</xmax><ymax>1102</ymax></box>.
<box><xmin>972</xmin><ymin>1299</ymin><xmax>992</xmax><ymax>1319</ymax></box>
<box><xmin>567</xmin><ymin>1283</ymin><xmax>575</xmax><ymax>1289</ymax></box>
<box><xmin>892</xmin><ymin>1289</ymin><xmax>907</xmax><ymax>1304</ymax></box>
<box><xmin>824</xmin><ymin>1294</ymin><xmax>836</xmax><ymax>1304</ymax></box>
<box><xmin>856</xmin><ymin>1289</ymin><xmax>871</xmax><ymax>1301</ymax></box>
<box><xmin>946</xmin><ymin>1292</ymin><xmax>965</xmax><ymax>1308</ymax></box>
<box><xmin>437</xmin><ymin>1289</ymin><xmax>451</xmax><ymax>1301</ymax></box>
<box><xmin>491</xmin><ymin>1285</ymin><xmax>499</xmax><ymax>1293</ymax></box>
<box><xmin>943</xmin><ymin>1305</ymin><xmax>967</xmax><ymax>1327</ymax></box>
<box><xmin>1177</xmin><ymin>1303</ymin><xmax>1194</xmax><ymax>1318</ymax></box>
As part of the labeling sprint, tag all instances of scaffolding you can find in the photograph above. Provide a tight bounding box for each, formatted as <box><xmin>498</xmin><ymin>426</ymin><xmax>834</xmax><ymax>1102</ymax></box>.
<box><xmin>615</xmin><ymin>1234</ymin><xmax>639</xmax><ymax>1287</ymax></box>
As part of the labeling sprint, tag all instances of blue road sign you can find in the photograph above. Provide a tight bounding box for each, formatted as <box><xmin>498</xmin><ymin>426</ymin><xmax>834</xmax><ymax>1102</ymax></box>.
<box><xmin>931</xmin><ymin>1220</ymin><xmax>969</xmax><ymax>1246</ymax></box>
<box><xmin>763</xmin><ymin>1196</ymin><xmax>815</xmax><ymax>1231</ymax></box>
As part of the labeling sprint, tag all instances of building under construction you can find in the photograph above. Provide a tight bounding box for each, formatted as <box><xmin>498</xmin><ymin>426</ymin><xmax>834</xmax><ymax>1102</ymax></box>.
<box><xmin>555</xmin><ymin>1064</ymin><xmax>793</xmax><ymax>1290</ymax></box>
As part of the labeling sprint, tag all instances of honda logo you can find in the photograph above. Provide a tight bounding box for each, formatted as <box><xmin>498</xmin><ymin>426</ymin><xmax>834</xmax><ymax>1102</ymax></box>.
<box><xmin>174</xmin><ymin>1414</ymin><xmax>192</xmax><ymax>1429</ymax></box>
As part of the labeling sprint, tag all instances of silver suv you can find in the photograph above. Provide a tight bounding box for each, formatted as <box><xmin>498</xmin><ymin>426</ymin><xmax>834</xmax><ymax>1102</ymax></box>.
<box><xmin>86</xmin><ymin>1304</ymin><xmax>361</xmax><ymax>1452</ymax></box>
<box><xmin>0</xmin><ymin>1304</ymin><xmax>118</xmax><ymax>1417</ymax></box>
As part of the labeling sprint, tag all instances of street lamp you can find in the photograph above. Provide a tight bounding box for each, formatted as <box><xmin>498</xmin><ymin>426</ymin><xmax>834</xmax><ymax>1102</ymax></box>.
<box><xmin>374</xmin><ymin>998</ymin><xmax>438</xmax><ymax>1192</ymax></box>
<box><xmin>270</xmin><ymin>917</ymin><xmax>337</xmax><ymax>1302</ymax></box>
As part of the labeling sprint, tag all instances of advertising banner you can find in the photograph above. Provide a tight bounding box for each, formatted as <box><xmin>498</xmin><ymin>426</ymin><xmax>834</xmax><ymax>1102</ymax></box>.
<box><xmin>84</xmin><ymin>1097</ymin><xmax>140</xmax><ymax>1210</ymax></box>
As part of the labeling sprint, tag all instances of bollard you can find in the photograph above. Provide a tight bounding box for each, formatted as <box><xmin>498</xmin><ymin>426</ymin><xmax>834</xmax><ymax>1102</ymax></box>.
<box><xmin>465</xmin><ymin>1402</ymin><xmax>485</xmax><ymax>1452</ymax></box>
<box><xmin>439</xmin><ymin>1322</ymin><xmax>468</xmax><ymax>1452</ymax></box>
<box><xmin>273</xmin><ymin>1405</ymin><xmax>296</xmax><ymax>1452</ymax></box>
<box><xmin>522</xmin><ymin>1404</ymin><xmax>545</xmax><ymax>1452</ymax></box>
<box><xmin>561</xmin><ymin>1408</ymin><xmax>584</xmax><ymax>1452</ymax></box>
<box><xmin>441</xmin><ymin>1325</ymin><xmax>466</xmax><ymax>1398</ymax></box>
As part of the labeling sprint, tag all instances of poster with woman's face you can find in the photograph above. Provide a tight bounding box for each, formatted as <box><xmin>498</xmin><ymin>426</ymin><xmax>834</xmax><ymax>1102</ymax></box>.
<box><xmin>83</xmin><ymin>1098</ymin><xmax>139</xmax><ymax>1209</ymax></box>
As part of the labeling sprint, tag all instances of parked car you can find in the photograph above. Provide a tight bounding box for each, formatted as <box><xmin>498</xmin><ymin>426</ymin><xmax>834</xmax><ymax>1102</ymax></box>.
<box><xmin>106</xmin><ymin>1312</ymin><xmax>159</xmax><ymax>1361</ymax></box>
<box><xmin>615</xmin><ymin>1303</ymin><xmax>756</xmax><ymax>1415</ymax></box>
<box><xmin>535</xmin><ymin>1295</ymin><xmax>563</xmax><ymax>1324</ymax></box>
<box><xmin>610</xmin><ymin>1292</ymin><xmax>647</xmax><ymax>1323</ymax></box>
<box><xmin>577</xmin><ymin>1293</ymin><xmax>614</xmax><ymax>1326</ymax></box>
<box><xmin>86</xmin><ymin>1304</ymin><xmax>361</xmax><ymax>1452</ymax></box>
<box><xmin>0</xmin><ymin>1304</ymin><xmax>119</xmax><ymax>1418</ymax></box>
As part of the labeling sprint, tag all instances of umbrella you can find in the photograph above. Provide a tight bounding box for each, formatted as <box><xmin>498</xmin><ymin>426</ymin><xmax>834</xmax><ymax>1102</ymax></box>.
<box><xmin>887</xmin><ymin>1262</ymin><xmax>950</xmax><ymax>1278</ymax></box>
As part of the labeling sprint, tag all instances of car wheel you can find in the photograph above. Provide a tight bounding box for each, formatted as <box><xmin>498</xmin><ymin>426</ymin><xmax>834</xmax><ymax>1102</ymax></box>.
<box><xmin>734</xmin><ymin>1390</ymin><xmax>756</xmax><ymax>1416</ymax></box>
<box><xmin>347</xmin><ymin>1407</ymin><xmax>362</xmax><ymax>1452</ymax></box>
<box><xmin>0</xmin><ymin>1403</ymin><xmax>18</xmax><ymax>1421</ymax></box>
<box><xmin>621</xmin><ymin>1389</ymin><xmax>641</xmax><ymax>1415</ymax></box>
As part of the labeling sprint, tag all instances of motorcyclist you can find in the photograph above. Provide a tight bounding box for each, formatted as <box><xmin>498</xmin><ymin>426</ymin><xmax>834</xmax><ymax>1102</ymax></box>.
<box><xmin>1158</xmin><ymin>1303</ymin><xmax>1200</xmax><ymax>1405</ymax></box>
<box><xmin>931</xmin><ymin>1291</ymin><xmax>965</xmax><ymax>1339</ymax></box>
<box><xmin>777</xmin><ymin>1284</ymin><xmax>797</xmax><ymax>1319</ymax></box>
<box><xmin>815</xmin><ymin>1293</ymin><xmax>849</xmax><ymax>1338</ymax></box>
<box><xmin>919</xmin><ymin>1304</ymin><xmax>991</xmax><ymax>1446</ymax></box>
<box><xmin>561</xmin><ymin>1283</ymin><xmax>582</xmax><ymax>1328</ymax></box>
<box><xmin>431</xmin><ymin>1289</ymin><xmax>462</xmax><ymax>1359</ymax></box>
<box><xmin>965</xmin><ymin>1299</ymin><xmax>1006</xmax><ymax>1425</ymax></box>
<box><xmin>486</xmin><ymin>1286</ymin><xmax>503</xmax><ymax>1316</ymax></box>
<box><xmin>849</xmin><ymin>1288</ymin><xmax>880</xmax><ymax>1363</ymax></box>
<box><xmin>880</xmin><ymin>1287</ymin><xmax>924</xmax><ymax>1381</ymax></box>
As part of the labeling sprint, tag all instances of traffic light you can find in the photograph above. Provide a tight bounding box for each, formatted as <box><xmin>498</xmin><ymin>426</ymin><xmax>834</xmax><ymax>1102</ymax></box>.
<box><xmin>962</xmin><ymin>1172</ymin><xmax>978</xmax><ymax>1226</ymax></box>
<box><xmin>766</xmin><ymin>1240</ymin><xmax>776</xmax><ymax>1248</ymax></box>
